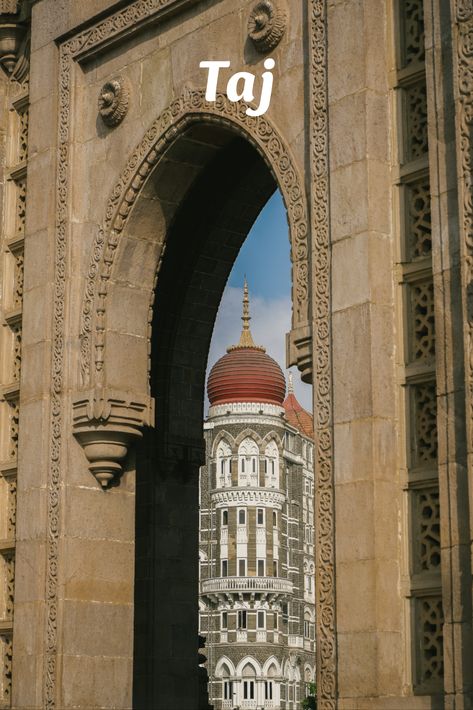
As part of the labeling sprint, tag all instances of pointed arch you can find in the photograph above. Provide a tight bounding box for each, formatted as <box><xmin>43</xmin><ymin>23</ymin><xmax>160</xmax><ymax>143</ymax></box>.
<box><xmin>211</xmin><ymin>429</ymin><xmax>235</xmax><ymax>457</ymax></box>
<box><xmin>215</xmin><ymin>656</ymin><xmax>236</xmax><ymax>678</ymax></box>
<box><xmin>234</xmin><ymin>427</ymin><xmax>264</xmax><ymax>448</ymax></box>
<box><xmin>215</xmin><ymin>438</ymin><xmax>232</xmax><ymax>488</ymax></box>
<box><xmin>264</xmin><ymin>438</ymin><xmax>280</xmax><ymax>488</ymax></box>
<box><xmin>238</xmin><ymin>436</ymin><xmax>259</xmax><ymax>487</ymax></box>
<box><xmin>236</xmin><ymin>656</ymin><xmax>261</xmax><ymax>676</ymax></box>
<box><xmin>263</xmin><ymin>656</ymin><xmax>281</xmax><ymax>676</ymax></box>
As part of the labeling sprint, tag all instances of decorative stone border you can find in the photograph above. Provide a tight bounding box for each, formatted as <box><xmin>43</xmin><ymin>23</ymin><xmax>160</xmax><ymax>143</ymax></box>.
<box><xmin>309</xmin><ymin>1</ymin><xmax>336</xmax><ymax>708</ymax></box>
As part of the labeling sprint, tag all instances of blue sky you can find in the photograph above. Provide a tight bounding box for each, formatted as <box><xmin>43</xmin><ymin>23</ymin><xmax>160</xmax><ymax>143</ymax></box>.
<box><xmin>206</xmin><ymin>190</ymin><xmax>312</xmax><ymax>412</ymax></box>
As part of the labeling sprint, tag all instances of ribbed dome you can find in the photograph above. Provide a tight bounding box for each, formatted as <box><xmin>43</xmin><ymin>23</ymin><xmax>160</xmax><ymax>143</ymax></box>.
<box><xmin>207</xmin><ymin>280</ymin><xmax>286</xmax><ymax>407</ymax></box>
<box><xmin>208</xmin><ymin>347</ymin><xmax>286</xmax><ymax>406</ymax></box>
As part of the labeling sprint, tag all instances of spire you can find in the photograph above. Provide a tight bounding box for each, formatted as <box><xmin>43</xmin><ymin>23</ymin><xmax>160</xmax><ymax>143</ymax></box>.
<box><xmin>239</xmin><ymin>277</ymin><xmax>255</xmax><ymax>347</ymax></box>
<box><xmin>288</xmin><ymin>371</ymin><xmax>294</xmax><ymax>393</ymax></box>
<box><xmin>227</xmin><ymin>279</ymin><xmax>265</xmax><ymax>352</ymax></box>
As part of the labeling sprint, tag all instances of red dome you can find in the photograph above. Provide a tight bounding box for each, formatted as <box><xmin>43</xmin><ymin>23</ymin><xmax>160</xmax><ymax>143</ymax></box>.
<box><xmin>208</xmin><ymin>346</ymin><xmax>286</xmax><ymax>406</ymax></box>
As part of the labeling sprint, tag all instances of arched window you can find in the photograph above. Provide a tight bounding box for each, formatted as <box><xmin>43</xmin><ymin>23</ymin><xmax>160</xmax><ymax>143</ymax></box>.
<box><xmin>216</xmin><ymin>440</ymin><xmax>232</xmax><ymax>487</ymax></box>
<box><xmin>218</xmin><ymin>661</ymin><xmax>234</xmax><ymax>703</ymax></box>
<box><xmin>304</xmin><ymin>607</ymin><xmax>315</xmax><ymax>640</ymax></box>
<box><xmin>242</xmin><ymin>663</ymin><xmax>256</xmax><ymax>701</ymax></box>
<box><xmin>264</xmin><ymin>440</ymin><xmax>279</xmax><ymax>488</ymax></box>
<box><xmin>265</xmin><ymin>663</ymin><xmax>278</xmax><ymax>701</ymax></box>
<box><xmin>238</xmin><ymin>437</ymin><xmax>259</xmax><ymax>486</ymax></box>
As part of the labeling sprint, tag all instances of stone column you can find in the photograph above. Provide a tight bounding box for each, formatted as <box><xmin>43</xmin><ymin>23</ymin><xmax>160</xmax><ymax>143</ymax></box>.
<box><xmin>325</xmin><ymin>0</ymin><xmax>401</xmax><ymax>703</ymax></box>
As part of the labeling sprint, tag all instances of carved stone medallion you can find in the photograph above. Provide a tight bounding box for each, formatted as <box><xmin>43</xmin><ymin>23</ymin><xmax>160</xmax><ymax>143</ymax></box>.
<box><xmin>98</xmin><ymin>76</ymin><xmax>129</xmax><ymax>127</ymax></box>
<box><xmin>248</xmin><ymin>0</ymin><xmax>287</xmax><ymax>53</ymax></box>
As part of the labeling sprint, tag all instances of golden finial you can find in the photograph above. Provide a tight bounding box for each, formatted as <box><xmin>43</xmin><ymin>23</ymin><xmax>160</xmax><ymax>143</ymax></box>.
<box><xmin>227</xmin><ymin>279</ymin><xmax>265</xmax><ymax>352</ymax></box>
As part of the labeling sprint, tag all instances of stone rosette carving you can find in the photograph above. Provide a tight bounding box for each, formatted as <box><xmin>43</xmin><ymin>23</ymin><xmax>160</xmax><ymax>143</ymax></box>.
<box><xmin>98</xmin><ymin>76</ymin><xmax>129</xmax><ymax>127</ymax></box>
<box><xmin>248</xmin><ymin>0</ymin><xmax>287</xmax><ymax>53</ymax></box>
<box><xmin>72</xmin><ymin>391</ymin><xmax>153</xmax><ymax>487</ymax></box>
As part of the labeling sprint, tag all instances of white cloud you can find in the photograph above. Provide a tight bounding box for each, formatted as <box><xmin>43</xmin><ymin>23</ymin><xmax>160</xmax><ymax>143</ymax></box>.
<box><xmin>205</xmin><ymin>286</ymin><xmax>312</xmax><ymax>413</ymax></box>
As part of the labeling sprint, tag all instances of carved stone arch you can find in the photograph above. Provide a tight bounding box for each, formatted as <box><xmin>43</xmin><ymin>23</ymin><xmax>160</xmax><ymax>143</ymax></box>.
<box><xmin>73</xmin><ymin>90</ymin><xmax>311</xmax><ymax>486</ymax></box>
<box><xmin>262</xmin><ymin>429</ymin><xmax>284</xmax><ymax>453</ymax></box>
<box><xmin>211</xmin><ymin>430</ymin><xmax>236</xmax><ymax>458</ymax></box>
<box><xmin>236</xmin><ymin>656</ymin><xmax>261</xmax><ymax>676</ymax></box>
<box><xmin>234</xmin><ymin>428</ymin><xmax>265</xmax><ymax>449</ymax></box>
<box><xmin>262</xmin><ymin>655</ymin><xmax>281</xmax><ymax>676</ymax></box>
<box><xmin>215</xmin><ymin>656</ymin><xmax>236</xmax><ymax>678</ymax></box>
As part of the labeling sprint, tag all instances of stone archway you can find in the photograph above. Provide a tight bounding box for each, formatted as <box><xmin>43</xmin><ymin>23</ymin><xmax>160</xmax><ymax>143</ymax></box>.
<box><xmin>71</xmin><ymin>92</ymin><xmax>319</xmax><ymax>709</ymax></box>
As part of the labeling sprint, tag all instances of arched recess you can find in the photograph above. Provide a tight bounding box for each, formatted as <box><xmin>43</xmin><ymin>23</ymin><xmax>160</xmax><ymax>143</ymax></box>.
<box><xmin>72</xmin><ymin>92</ymin><xmax>311</xmax><ymax>709</ymax></box>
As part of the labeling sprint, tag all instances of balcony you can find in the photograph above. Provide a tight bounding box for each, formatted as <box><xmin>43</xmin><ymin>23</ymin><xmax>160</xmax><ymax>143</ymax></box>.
<box><xmin>201</xmin><ymin>576</ymin><xmax>293</xmax><ymax>604</ymax></box>
<box><xmin>288</xmin><ymin>634</ymin><xmax>304</xmax><ymax>648</ymax></box>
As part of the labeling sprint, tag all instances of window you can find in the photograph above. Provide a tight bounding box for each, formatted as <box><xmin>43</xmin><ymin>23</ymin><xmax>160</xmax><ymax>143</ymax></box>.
<box><xmin>264</xmin><ymin>440</ymin><xmax>279</xmax><ymax>487</ymax></box>
<box><xmin>221</xmin><ymin>611</ymin><xmax>228</xmax><ymax>629</ymax></box>
<box><xmin>222</xmin><ymin>509</ymin><xmax>228</xmax><ymax>526</ymax></box>
<box><xmin>237</xmin><ymin>610</ymin><xmax>247</xmax><ymax>629</ymax></box>
<box><xmin>238</xmin><ymin>509</ymin><xmax>246</xmax><ymax>526</ymax></box>
<box><xmin>216</xmin><ymin>440</ymin><xmax>232</xmax><ymax>487</ymax></box>
<box><xmin>257</xmin><ymin>610</ymin><xmax>265</xmax><ymax>629</ymax></box>
<box><xmin>264</xmin><ymin>681</ymin><xmax>273</xmax><ymax>700</ymax></box>
<box><xmin>257</xmin><ymin>559</ymin><xmax>265</xmax><ymax>576</ymax></box>
<box><xmin>223</xmin><ymin>680</ymin><xmax>233</xmax><ymax>700</ymax></box>
<box><xmin>274</xmin><ymin>612</ymin><xmax>278</xmax><ymax>630</ymax></box>
<box><xmin>238</xmin><ymin>437</ymin><xmax>259</xmax><ymax>486</ymax></box>
<box><xmin>304</xmin><ymin>619</ymin><xmax>310</xmax><ymax>638</ymax></box>
<box><xmin>273</xmin><ymin>560</ymin><xmax>278</xmax><ymax>576</ymax></box>
<box><xmin>257</xmin><ymin>508</ymin><xmax>264</xmax><ymax>525</ymax></box>
<box><xmin>221</xmin><ymin>559</ymin><xmax>228</xmax><ymax>577</ymax></box>
<box><xmin>273</xmin><ymin>510</ymin><xmax>277</xmax><ymax>526</ymax></box>
<box><xmin>243</xmin><ymin>681</ymin><xmax>255</xmax><ymax>700</ymax></box>
<box><xmin>238</xmin><ymin>558</ymin><xmax>246</xmax><ymax>576</ymax></box>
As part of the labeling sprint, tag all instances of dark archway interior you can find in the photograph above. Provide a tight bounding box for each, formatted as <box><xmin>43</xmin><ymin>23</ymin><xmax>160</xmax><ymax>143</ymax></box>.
<box><xmin>133</xmin><ymin>127</ymin><xmax>278</xmax><ymax>709</ymax></box>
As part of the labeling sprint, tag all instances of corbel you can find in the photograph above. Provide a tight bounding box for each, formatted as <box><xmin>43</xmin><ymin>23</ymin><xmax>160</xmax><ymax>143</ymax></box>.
<box><xmin>286</xmin><ymin>323</ymin><xmax>312</xmax><ymax>384</ymax></box>
<box><xmin>72</xmin><ymin>390</ymin><xmax>154</xmax><ymax>488</ymax></box>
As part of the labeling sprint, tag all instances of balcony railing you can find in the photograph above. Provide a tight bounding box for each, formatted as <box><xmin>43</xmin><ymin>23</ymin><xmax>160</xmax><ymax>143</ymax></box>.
<box><xmin>201</xmin><ymin>576</ymin><xmax>293</xmax><ymax>595</ymax></box>
<box><xmin>288</xmin><ymin>634</ymin><xmax>304</xmax><ymax>648</ymax></box>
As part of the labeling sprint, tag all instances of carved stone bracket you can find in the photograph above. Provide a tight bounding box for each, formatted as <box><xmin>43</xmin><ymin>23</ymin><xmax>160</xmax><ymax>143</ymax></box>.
<box><xmin>0</xmin><ymin>0</ymin><xmax>28</xmax><ymax>76</ymax></box>
<box><xmin>286</xmin><ymin>323</ymin><xmax>312</xmax><ymax>384</ymax></box>
<box><xmin>72</xmin><ymin>391</ymin><xmax>154</xmax><ymax>488</ymax></box>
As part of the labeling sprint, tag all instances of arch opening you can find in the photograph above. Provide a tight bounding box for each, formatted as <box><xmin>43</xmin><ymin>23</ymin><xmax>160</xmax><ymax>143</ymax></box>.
<box><xmin>131</xmin><ymin>121</ymin><xmax>285</xmax><ymax>708</ymax></box>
